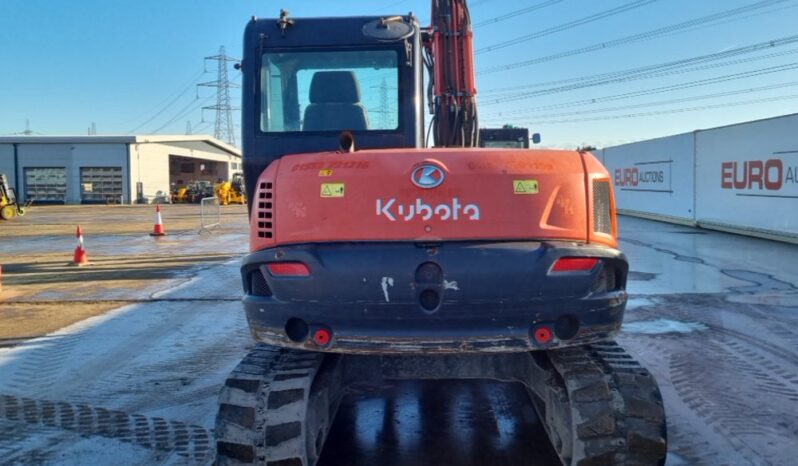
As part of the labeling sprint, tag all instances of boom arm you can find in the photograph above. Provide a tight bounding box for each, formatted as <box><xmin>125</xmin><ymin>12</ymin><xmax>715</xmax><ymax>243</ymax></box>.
<box><xmin>423</xmin><ymin>0</ymin><xmax>479</xmax><ymax>147</ymax></box>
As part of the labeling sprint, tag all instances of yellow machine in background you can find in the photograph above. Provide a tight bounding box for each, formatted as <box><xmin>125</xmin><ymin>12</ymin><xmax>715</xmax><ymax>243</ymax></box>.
<box><xmin>172</xmin><ymin>186</ymin><xmax>190</xmax><ymax>203</ymax></box>
<box><xmin>172</xmin><ymin>181</ymin><xmax>216</xmax><ymax>204</ymax></box>
<box><xmin>215</xmin><ymin>173</ymin><xmax>246</xmax><ymax>205</ymax></box>
<box><xmin>0</xmin><ymin>173</ymin><xmax>28</xmax><ymax>220</ymax></box>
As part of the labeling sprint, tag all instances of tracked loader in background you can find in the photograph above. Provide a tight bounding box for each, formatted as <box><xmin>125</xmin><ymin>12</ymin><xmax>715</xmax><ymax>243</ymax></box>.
<box><xmin>215</xmin><ymin>2</ymin><xmax>667</xmax><ymax>465</ymax></box>
<box><xmin>215</xmin><ymin>173</ymin><xmax>247</xmax><ymax>206</ymax></box>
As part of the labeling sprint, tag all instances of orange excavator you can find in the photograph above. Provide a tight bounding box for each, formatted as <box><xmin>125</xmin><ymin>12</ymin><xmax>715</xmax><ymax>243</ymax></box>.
<box><xmin>214</xmin><ymin>2</ymin><xmax>667</xmax><ymax>465</ymax></box>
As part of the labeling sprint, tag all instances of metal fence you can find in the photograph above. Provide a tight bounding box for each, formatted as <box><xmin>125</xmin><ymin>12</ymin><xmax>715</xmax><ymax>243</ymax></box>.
<box><xmin>200</xmin><ymin>196</ymin><xmax>222</xmax><ymax>233</ymax></box>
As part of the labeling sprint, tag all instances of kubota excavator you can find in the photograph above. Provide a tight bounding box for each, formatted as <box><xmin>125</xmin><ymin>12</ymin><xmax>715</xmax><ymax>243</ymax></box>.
<box><xmin>215</xmin><ymin>3</ymin><xmax>667</xmax><ymax>465</ymax></box>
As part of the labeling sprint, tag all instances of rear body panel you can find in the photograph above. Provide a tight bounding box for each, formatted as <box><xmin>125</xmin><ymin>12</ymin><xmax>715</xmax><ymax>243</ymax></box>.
<box><xmin>250</xmin><ymin>148</ymin><xmax>613</xmax><ymax>250</ymax></box>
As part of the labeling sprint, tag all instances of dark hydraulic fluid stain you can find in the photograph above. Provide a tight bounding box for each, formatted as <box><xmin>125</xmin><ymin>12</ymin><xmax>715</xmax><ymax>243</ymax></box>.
<box><xmin>318</xmin><ymin>379</ymin><xmax>561</xmax><ymax>466</ymax></box>
<box><xmin>629</xmin><ymin>271</ymin><xmax>658</xmax><ymax>281</ymax></box>
<box><xmin>721</xmin><ymin>269</ymin><xmax>798</xmax><ymax>293</ymax></box>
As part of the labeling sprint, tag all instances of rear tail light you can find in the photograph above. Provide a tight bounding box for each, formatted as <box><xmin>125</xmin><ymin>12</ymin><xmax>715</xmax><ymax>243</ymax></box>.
<box><xmin>592</xmin><ymin>180</ymin><xmax>612</xmax><ymax>235</ymax></box>
<box><xmin>551</xmin><ymin>257</ymin><xmax>599</xmax><ymax>273</ymax></box>
<box><xmin>266</xmin><ymin>262</ymin><xmax>311</xmax><ymax>277</ymax></box>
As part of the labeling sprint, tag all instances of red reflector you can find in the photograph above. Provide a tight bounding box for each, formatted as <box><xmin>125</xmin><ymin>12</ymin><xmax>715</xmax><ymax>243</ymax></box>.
<box><xmin>313</xmin><ymin>328</ymin><xmax>331</xmax><ymax>346</ymax></box>
<box><xmin>552</xmin><ymin>257</ymin><xmax>599</xmax><ymax>272</ymax></box>
<box><xmin>533</xmin><ymin>327</ymin><xmax>552</xmax><ymax>344</ymax></box>
<box><xmin>267</xmin><ymin>262</ymin><xmax>310</xmax><ymax>277</ymax></box>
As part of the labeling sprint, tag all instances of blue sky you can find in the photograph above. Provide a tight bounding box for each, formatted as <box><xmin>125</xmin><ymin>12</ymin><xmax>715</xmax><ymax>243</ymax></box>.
<box><xmin>1</xmin><ymin>0</ymin><xmax>797</xmax><ymax>148</ymax></box>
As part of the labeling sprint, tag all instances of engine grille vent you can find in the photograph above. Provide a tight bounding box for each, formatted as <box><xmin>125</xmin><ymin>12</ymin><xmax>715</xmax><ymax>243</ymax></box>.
<box><xmin>256</xmin><ymin>181</ymin><xmax>274</xmax><ymax>239</ymax></box>
<box><xmin>593</xmin><ymin>180</ymin><xmax>612</xmax><ymax>235</ymax></box>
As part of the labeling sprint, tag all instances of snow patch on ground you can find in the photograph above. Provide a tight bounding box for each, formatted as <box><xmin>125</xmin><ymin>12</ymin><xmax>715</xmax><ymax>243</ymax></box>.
<box><xmin>625</xmin><ymin>296</ymin><xmax>655</xmax><ymax>311</ymax></box>
<box><xmin>622</xmin><ymin>319</ymin><xmax>707</xmax><ymax>335</ymax></box>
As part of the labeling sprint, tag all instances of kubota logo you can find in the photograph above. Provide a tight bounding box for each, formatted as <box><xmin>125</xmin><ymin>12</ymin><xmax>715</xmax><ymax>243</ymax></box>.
<box><xmin>411</xmin><ymin>165</ymin><xmax>445</xmax><ymax>189</ymax></box>
<box><xmin>376</xmin><ymin>198</ymin><xmax>480</xmax><ymax>222</ymax></box>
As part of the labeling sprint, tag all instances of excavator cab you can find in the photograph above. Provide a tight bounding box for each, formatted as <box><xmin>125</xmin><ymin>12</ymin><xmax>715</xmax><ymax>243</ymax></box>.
<box><xmin>240</xmin><ymin>12</ymin><xmax>424</xmax><ymax>206</ymax></box>
<box><xmin>0</xmin><ymin>174</ymin><xmax>27</xmax><ymax>220</ymax></box>
<box><xmin>231</xmin><ymin>172</ymin><xmax>245</xmax><ymax>193</ymax></box>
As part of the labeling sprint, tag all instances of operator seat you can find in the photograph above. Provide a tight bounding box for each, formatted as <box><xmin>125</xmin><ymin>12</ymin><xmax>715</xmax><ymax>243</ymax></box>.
<box><xmin>303</xmin><ymin>71</ymin><xmax>369</xmax><ymax>131</ymax></box>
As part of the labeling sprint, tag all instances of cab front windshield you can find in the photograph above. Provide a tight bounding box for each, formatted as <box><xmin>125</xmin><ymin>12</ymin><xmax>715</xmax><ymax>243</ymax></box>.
<box><xmin>260</xmin><ymin>49</ymin><xmax>399</xmax><ymax>133</ymax></box>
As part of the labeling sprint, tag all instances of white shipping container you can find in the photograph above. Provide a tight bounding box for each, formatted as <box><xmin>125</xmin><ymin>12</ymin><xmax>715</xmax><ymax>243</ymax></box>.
<box><xmin>602</xmin><ymin>133</ymin><xmax>696</xmax><ymax>223</ymax></box>
<box><xmin>695</xmin><ymin>113</ymin><xmax>798</xmax><ymax>238</ymax></box>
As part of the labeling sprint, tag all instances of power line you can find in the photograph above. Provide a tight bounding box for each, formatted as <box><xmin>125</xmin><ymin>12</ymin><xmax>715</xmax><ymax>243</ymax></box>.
<box><xmin>151</xmin><ymin>73</ymin><xmax>242</xmax><ymax>135</ymax></box>
<box><xmin>481</xmin><ymin>61</ymin><xmax>798</xmax><ymax>117</ymax></box>
<box><xmin>485</xmin><ymin>81</ymin><xmax>798</xmax><ymax>120</ymax></box>
<box><xmin>473</xmin><ymin>0</ymin><xmax>564</xmax><ymax>29</ymax></box>
<box><xmin>476</xmin><ymin>0</ymin><xmax>659</xmax><ymax>54</ymax></box>
<box><xmin>481</xmin><ymin>48</ymin><xmax>798</xmax><ymax>110</ymax></box>
<box><xmin>483</xmin><ymin>94</ymin><xmax>798</xmax><ymax>126</ymax></box>
<box><xmin>193</xmin><ymin>121</ymin><xmax>213</xmax><ymax>133</ymax></box>
<box><xmin>150</xmin><ymin>95</ymin><xmax>212</xmax><ymax>134</ymax></box>
<box><xmin>367</xmin><ymin>0</ymin><xmax>411</xmax><ymax>14</ymax></box>
<box><xmin>482</xmin><ymin>48</ymin><xmax>798</xmax><ymax>103</ymax></box>
<box><xmin>377</xmin><ymin>77</ymin><xmax>391</xmax><ymax>128</ymax></box>
<box><xmin>480</xmin><ymin>34</ymin><xmax>798</xmax><ymax>96</ymax></box>
<box><xmin>480</xmin><ymin>53</ymin><xmax>798</xmax><ymax>109</ymax></box>
<box><xmin>127</xmin><ymin>67</ymin><xmax>206</xmax><ymax>134</ymax></box>
<box><xmin>479</xmin><ymin>0</ymin><xmax>790</xmax><ymax>74</ymax></box>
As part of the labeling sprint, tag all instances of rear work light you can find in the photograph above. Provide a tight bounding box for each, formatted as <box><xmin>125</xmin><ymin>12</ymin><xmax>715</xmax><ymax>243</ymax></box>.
<box><xmin>592</xmin><ymin>180</ymin><xmax>613</xmax><ymax>235</ymax></box>
<box><xmin>266</xmin><ymin>262</ymin><xmax>311</xmax><ymax>277</ymax></box>
<box><xmin>551</xmin><ymin>257</ymin><xmax>599</xmax><ymax>273</ymax></box>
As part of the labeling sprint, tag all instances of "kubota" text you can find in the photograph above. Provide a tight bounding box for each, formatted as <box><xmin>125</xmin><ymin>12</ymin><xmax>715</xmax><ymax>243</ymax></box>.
<box><xmin>376</xmin><ymin>198</ymin><xmax>480</xmax><ymax>222</ymax></box>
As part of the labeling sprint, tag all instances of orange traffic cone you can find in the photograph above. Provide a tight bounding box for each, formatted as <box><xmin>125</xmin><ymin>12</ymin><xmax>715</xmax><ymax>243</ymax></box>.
<box><xmin>150</xmin><ymin>204</ymin><xmax>166</xmax><ymax>237</ymax></box>
<box><xmin>73</xmin><ymin>225</ymin><xmax>90</xmax><ymax>266</ymax></box>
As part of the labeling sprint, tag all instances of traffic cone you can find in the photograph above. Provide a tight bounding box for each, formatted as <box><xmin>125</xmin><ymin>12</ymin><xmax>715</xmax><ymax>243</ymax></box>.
<box><xmin>150</xmin><ymin>204</ymin><xmax>167</xmax><ymax>237</ymax></box>
<box><xmin>73</xmin><ymin>225</ymin><xmax>90</xmax><ymax>266</ymax></box>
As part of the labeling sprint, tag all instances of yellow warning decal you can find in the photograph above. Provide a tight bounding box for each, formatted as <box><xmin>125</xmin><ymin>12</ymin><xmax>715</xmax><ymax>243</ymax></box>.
<box><xmin>513</xmin><ymin>179</ymin><xmax>539</xmax><ymax>194</ymax></box>
<box><xmin>318</xmin><ymin>169</ymin><xmax>333</xmax><ymax>177</ymax></box>
<box><xmin>320</xmin><ymin>183</ymin><xmax>345</xmax><ymax>198</ymax></box>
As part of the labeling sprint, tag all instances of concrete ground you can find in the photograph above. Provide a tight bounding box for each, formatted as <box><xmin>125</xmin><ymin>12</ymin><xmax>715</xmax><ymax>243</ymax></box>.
<box><xmin>0</xmin><ymin>204</ymin><xmax>248</xmax><ymax>344</ymax></box>
<box><xmin>0</xmin><ymin>210</ymin><xmax>796</xmax><ymax>465</ymax></box>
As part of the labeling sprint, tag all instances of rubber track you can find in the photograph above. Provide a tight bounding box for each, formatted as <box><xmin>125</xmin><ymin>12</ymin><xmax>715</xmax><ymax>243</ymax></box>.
<box><xmin>547</xmin><ymin>341</ymin><xmax>667</xmax><ymax>466</ymax></box>
<box><xmin>214</xmin><ymin>344</ymin><xmax>325</xmax><ymax>466</ymax></box>
<box><xmin>0</xmin><ymin>394</ymin><xmax>212</xmax><ymax>462</ymax></box>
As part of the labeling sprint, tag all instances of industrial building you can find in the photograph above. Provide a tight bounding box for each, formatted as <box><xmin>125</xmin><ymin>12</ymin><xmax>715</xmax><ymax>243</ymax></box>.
<box><xmin>0</xmin><ymin>135</ymin><xmax>241</xmax><ymax>204</ymax></box>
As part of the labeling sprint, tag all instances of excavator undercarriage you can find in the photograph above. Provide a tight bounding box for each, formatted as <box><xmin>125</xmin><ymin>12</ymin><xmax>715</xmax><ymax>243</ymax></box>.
<box><xmin>216</xmin><ymin>343</ymin><xmax>666</xmax><ymax>466</ymax></box>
